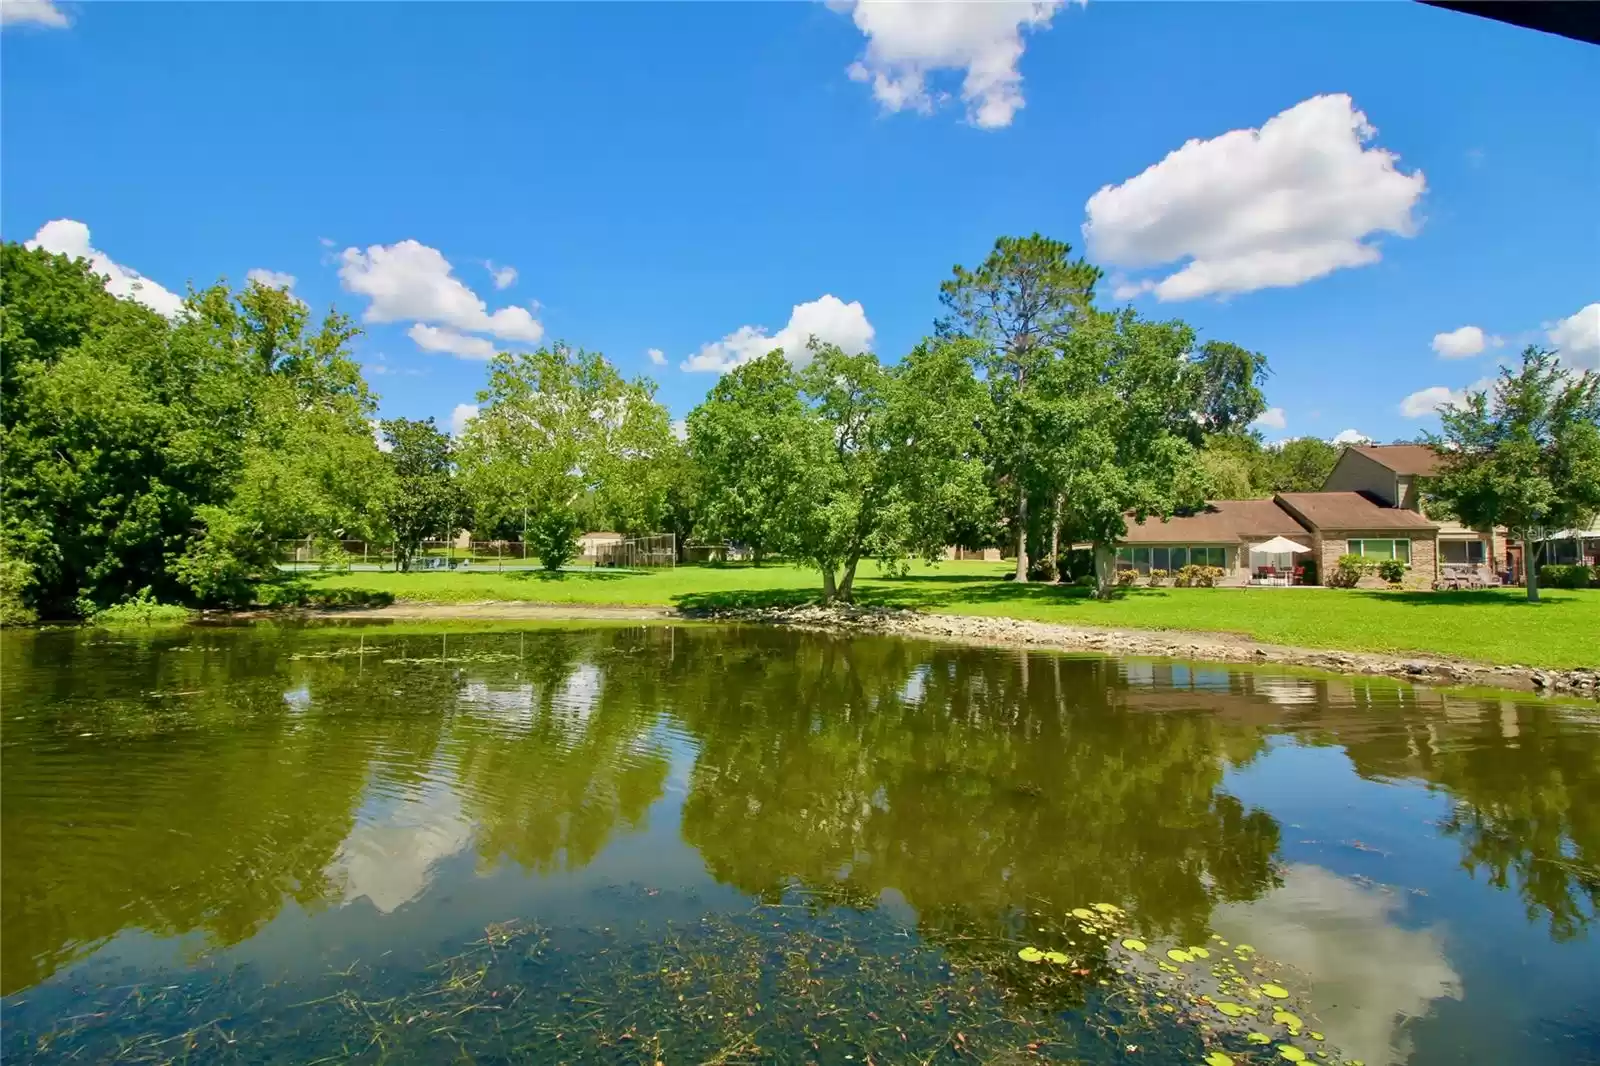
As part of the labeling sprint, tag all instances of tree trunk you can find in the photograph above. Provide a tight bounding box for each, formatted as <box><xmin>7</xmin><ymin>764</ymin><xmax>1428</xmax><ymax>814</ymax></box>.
<box><xmin>1014</xmin><ymin>489</ymin><xmax>1030</xmax><ymax>583</ymax></box>
<box><xmin>1049</xmin><ymin>494</ymin><xmax>1062</xmax><ymax>582</ymax></box>
<box><xmin>752</xmin><ymin>544</ymin><xmax>764</xmax><ymax>568</ymax></box>
<box><xmin>821</xmin><ymin>566</ymin><xmax>838</xmax><ymax>602</ymax></box>
<box><xmin>1093</xmin><ymin>541</ymin><xmax>1117</xmax><ymax>599</ymax></box>
<box><xmin>838</xmin><ymin>555</ymin><xmax>860</xmax><ymax>602</ymax></box>
<box><xmin>1523</xmin><ymin>535</ymin><xmax>1539</xmax><ymax>603</ymax></box>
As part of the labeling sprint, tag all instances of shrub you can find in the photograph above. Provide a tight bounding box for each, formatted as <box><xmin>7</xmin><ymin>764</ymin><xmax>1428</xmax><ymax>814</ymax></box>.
<box><xmin>1026</xmin><ymin>557</ymin><xmax>1058</xmax><ymax>582</ymax></box>
<box><xmin>1115</xmin><ymin>568</ymin><xmax>1139</xmax><ymax>587</ymax></box>
<box><xmin>530</xmin><ymin>508</ymin><xmax>580</xmax><ymax>572</ymax></box>
<box><xmin>170</xmin><ymin>506</ymin><xmax>277</xmax><ymax>607</ymax></box>
<box><xmin>1539</xmin><ymin>563</ymin><xmax>1593</xmax><ymax>589</ymax></box>
<box><xmin>88</xmin><ymin>587</ymin><xmax>194</xmax><ymax>626</ymax></box>
<box><xmin>0</xmin><ymin>552</ymin><xmax>38</xmax><ymax>626</ymax></box>
<box><xmin>1326</xmin><ymin>553</ymin><xmax>1369</xmax><ymax>589</ymax></box>
<box><xmin>1073</xmin><ymin>574</ymin><xmax>1097</xmax><ymax>589</ymax></box>
<box><xmin>1177</xmin><ymin>564</ymin><xmax>1225</xmax><ymax>588</ymax></box>
<box><xmin>1147</xmin><ymin>568</ymin><xmax>1169</xmax><ymax>587</ymax></box>
<box><xmin>1377</xmin><ymin>559</ymin><xmax>1406</xmax><ymax>585</ymax></box>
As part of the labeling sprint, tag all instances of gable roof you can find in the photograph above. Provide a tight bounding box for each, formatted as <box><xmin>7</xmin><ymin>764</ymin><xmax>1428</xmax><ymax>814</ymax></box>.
<box><xmin>1275</xmin><ymin>491</ymin><xmax>1438</xmax><ymax>531</ymax></box>
<box><xmin>1121</xmin><ymin>499</ymin><xmax>1309</xmax><ymax>544</ymax></box>
<box><xmin>1348</xmin><ymin>443</ymin><xmax>1442</xmax><ymax>477</ymax></box>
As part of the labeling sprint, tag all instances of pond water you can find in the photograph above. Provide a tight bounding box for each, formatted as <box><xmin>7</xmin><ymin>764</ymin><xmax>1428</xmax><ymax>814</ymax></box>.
<box><xmin>2</xmin><ymin>623</ymin><xmax>1596</xmax><ymax>1065</ymax></box>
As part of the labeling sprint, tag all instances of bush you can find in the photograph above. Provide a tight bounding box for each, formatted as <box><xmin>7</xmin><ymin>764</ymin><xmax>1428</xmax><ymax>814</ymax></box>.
<box><xmin>530</xmin><ymin>508</ymin><xmax>580</xmax><ymax>572</ymax></box>
<box><xmin>1073</xmin><ymin>574</ymin><xmax>1097</xmax><ymax>589</ymax></box>
<box><xmin>88</xmin><ymin>587</ymin><xmax>194</xmax><ymax>626</ymax></box>
<box><xmin>1026</xmin><ymin>557</ymin><xmax>1058</xmax><ymax>582</ymax></box>
<box><xmin>1115</xmin><ymin>568</ymin><xmax>1139</xmax><ymax>587</ymax></box>
<box><xmin>0</xmin><ymin>552</ymin><xmax>39</xmax><ymax>626</ymax></box>
<box><xmin>1147</xmin><ymin>568</ymin><xmax>1169</xmax><ymax>587</ymax></box>
<box><xmin>1377</xmin><ymin>559</ymin><xmax>1406</xmax><ymax>585</ymax></box>
<box><xmin>1326</xmin><ymin>553</ymin><xmax>1369</xmax><ymax>589</ymax></box>
<box><xmin>1539</xmin><ymin>563</ymin><xmax>1593</xmax><ymax>589</ymax></box>
<box><xmin>169</xmin><ymin>506</ymin><xmax>277</xmax><ymax>607</ymax></box>
<box><xmin>1176</xmin><ymin>564</ymin><xmax>1225</xmax><ymax>588</ymax></box>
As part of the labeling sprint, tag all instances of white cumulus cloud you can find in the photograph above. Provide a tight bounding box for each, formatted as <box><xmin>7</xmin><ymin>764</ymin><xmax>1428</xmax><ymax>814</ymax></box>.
<box><xmin>682</xmin><ymin>295</ymin><xmax>875</xmax><ymax>373</ymax></box>
<box><xmin>1332</xmin><ymin>429</ymin><xmax>1371</xmax><ymax>446</ymax></box>
<box><xmin>338</xmin><ymin>240</ymin><xmax>544</xmax><ymax>354</ymax></box>
<box><xmin>25</xmin><ymin>219</ymin><xmax>184</xmax><ymax>318</ymax></box>
<box><xmin>246</xmin><ymin>268</ymin><xmax>297</xmax><ymax>291</ymax></box>
<box><xmin>1</xmin><ymin>0</ymin><xmax>69</xmax><ymax>28</ymax></box>
<box><xmin>1398</xmin><ymin>379</ymin><xmax>1491</xmax><ymax>419</ymax></box>
<box><xmin>450</xmin><ymin>403</ymin><xmax>479</xmax><ymax>439</ymax></box>
<box><xmin>670</xmin><ymin>418</ymin><xmax>688</xmax><ymax>442</ymax></box>
<box><xmin>836</xmin><ymin>0</ymin><xmax>1063</xmax><ymax>129</ymax></box>
<box><xmin>486</xmin><ymin>261</ymin><xmax>518</xmax><ymax>290</ymax></box>
<box><xmin>370</xmin><ymin>420</ymin><xmax>393</xmax><ymax>453</ymax></box>
<box><xmin>408</xmin><ymin>324</ymin><xmax>499</xmax><ymax>360</ymax></box>
<box><xmin>1431</xmin><ymin>325</ymin><xmax>1499</xmax><ymax>359</ymax></box>
<box><xmin>1084</xmin><ymin>94</ymin><xmax>1426</xmax><ymax>301</ymax></box>
<box><xmin>1547</xmin><ymin>303</ymin><xmax>1600</xmax><ymax>371</ymax></box>
<box><xmin>1252</xmin><ymin>407</ymin><xmax>1287</xmax><ymax>431</ymax></box>
<box><xmin>647</xmin><ymin>347</ymin><xmax>667</xmax><ymax>366</ymax></box>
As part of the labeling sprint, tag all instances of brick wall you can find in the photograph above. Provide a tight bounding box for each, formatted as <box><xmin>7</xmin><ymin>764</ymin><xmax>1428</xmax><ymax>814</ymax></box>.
<box><xmin>1321</xmin><ymin>530</ymin><xmax>1439</xmax><ymax>588</ymax></box>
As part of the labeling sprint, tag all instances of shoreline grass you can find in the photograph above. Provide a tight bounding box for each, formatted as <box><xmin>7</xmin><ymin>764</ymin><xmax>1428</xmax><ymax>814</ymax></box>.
<box><xmin>303</xmin><ymin>562</ymin><xmax>1598</xmax><ymax>670</ymax></box>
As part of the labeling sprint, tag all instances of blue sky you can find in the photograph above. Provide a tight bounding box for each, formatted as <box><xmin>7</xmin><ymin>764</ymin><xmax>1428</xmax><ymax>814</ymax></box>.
<box><xmin>3</xmin><ymin>1</ymin><xmax>1596</xmax><ymax>443</ymax></box>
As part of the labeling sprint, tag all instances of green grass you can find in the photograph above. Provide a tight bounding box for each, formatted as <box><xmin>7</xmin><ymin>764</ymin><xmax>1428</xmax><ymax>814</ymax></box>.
<box><xmin>306</xmin><ymin>562</ymin><xmax>1600</xmax><ymax>670</ymax></box>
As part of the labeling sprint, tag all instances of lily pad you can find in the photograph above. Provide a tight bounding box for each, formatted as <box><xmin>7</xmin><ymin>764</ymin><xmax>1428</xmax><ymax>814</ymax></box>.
<box><xmin>1188</xmin><ymin>946</ymin><xmax>1211</xmax><ymax>959</ymax></box>
<box><xmin>1260</xmin><ymin>983</ymin><xmax>1290</xmax><ymax>999</ymax></box>
<box><xmin>1277</xmin><ymin>1046</ymin><xmax>1306</xmax><ymax>1062</ymax></box>
<box><xmin>1071</xmin><ymin>907</ymin><xmax>1095</xmax><ymax>920</ymax></box>
<box><xmin>1168</xmin><ymin>948</ymin><xmax>1195</xmax><ymax>963</ymax></box>
<box><xmin>1272</xmin><ymin>1010</ymin><xmax>1302</xmax><ymax>1028</ymax></box>
<box><xmin>1235</xmin><ymin>944</ymin><xmax>1257</xmax><ymax>955</ymax></box>
<box><xmin>1017</xmin><ymin>946</ymin><xmax>1045</xmax><ymax>963</ymax></box>
<box><xmin>1247</xmin><ymin>1033</ymin><xmax>1272</xmax><ymax>1045</ymax></box>
<box><xmin>1121</xmin><ymin>938</ymin><xmax>1148</xmax><ymax>952</ymax></box>
<box><xmin>1214</xmin><ymin>1002</ymin><xmax>1249</xmax><ymax>1018</ymax></box>
<box><xmin>1309</xmin><ymin>1032</ymin><xmax>1324</xmax><ymax>1042</ymax></box>
<box><xmin>1204</xmin><ymin>1053</ymin><xmax>1234</xmax><ymax>1066</ymax></box>
<box><xmin>1044</xmin><ymin>950</ymin><xmax>1071</xmax><ymax>964</ymax></box>
<box><xmin>1092</xmin><ymin>902</ymin><xmax>1123</xmax><ymax>914</ymax></box>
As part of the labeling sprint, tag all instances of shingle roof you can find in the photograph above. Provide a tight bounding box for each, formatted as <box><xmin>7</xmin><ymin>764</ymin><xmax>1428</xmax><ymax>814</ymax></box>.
<box><xmin>1121</xmin><ymin>499</ymin><xmax>1309</xmax><ymax>544</ymax></box>
<box><xmin>1350</xmin><ymin>443</ymin><xmax>1443</xmax><ymax>477</ymax></box>
<box><xmin>1275</xmin><ymin>492</ymin><xmax>1438</xmax><ymax>531</ymax></box>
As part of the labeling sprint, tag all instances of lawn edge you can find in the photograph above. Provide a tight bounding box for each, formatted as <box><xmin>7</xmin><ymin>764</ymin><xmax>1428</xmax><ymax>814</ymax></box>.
<box><xmin>234</xmin><ymin>599</ymin><xmax>1598</xmax><ymax>701</ymax></box>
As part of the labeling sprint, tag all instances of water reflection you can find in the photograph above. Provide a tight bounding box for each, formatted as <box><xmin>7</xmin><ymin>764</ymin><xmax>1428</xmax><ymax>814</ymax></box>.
<box><xmin>1213</xmin><ymin>864</ymin><xmax>1462</xmax><ymax>1066</ymax></box>
<box><xmin>2</xmin><ymin>624</ymin><xmax>1597</xmax><ymax>1064</ymax></box>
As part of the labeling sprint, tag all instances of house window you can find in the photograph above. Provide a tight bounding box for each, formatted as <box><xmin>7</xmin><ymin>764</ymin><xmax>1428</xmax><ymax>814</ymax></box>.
<box><xmin>1116</xmin><ymin>545</ymin><xmax>1229</xmax><ymax>573</ymax></box>
<box><xmin>1348</xmin><ymin>539</ymin><xmax>1412</xmax><ymax>564</ymax></box>
<box><xmin>1441</xmin><ymin>540</ymin><xmax>1486</xmax><ymax>565</ymax></box>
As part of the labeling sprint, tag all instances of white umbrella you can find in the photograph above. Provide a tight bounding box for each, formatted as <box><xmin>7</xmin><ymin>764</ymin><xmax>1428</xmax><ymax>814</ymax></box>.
<box><xmin>1251</xmin><ymin>536</ymin><xmax>1311</xmax><ymax>555</ymax></box>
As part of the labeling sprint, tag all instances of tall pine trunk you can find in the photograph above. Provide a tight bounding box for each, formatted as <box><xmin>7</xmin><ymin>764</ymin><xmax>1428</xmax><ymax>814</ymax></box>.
<box><xmin>1049</xmin><ymin>494</ymin><xmax>1062</xmax><ymax>582</ymax></box>
<box><xmin>1523</xmin><ymin>535</ymin><xmax>1539</xmax><ymax>603</ymax></box>
<box><xmin>1014</xmin><ymin>489</ymin><xmax>1030</xmax><ymax>582</ymax></box>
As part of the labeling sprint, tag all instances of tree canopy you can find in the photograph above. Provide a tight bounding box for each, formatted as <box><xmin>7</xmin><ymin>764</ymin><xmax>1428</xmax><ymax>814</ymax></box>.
<box><xmin>1426</xmin><ymin>346</ymin><xmax>1600</xmax><ymax>601</ymax></box>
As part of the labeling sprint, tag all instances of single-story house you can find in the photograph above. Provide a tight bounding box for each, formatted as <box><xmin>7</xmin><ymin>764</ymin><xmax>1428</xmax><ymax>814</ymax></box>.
<box><xmin>1539</xmin><ymin>525</ymin><xmax>1600</xmax><ymax>567</ymax></box>
<box><xmin>1110</xmin><ymin>491</ymin><xmax>1441</xmax><ymax>587</ymax></box>
<box><xmin>577</xmin><ymin>531</ymin><xmax>624</xmax><ymax>560</ymax></box>
<box><xmin>1322</xmin><ymin>443</ymin><xmax>1510</xmax><ymax>575</ymax></box>
<box><xmin>1114</xmin><ymin>499</ymin><xmax>1315</xmax><ymax>585</ymax></box>
<box><xmin>1273</xmin><ymin>491</ymin><xmax>1439</xmax><ymax>587</ymax></box>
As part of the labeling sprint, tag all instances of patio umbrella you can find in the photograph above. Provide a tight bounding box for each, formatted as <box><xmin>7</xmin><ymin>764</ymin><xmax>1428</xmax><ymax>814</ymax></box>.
<box><xmin>1252</xmin><ymin>536</ymin><xmax>1311</xmax><ymax>555</ymax></box>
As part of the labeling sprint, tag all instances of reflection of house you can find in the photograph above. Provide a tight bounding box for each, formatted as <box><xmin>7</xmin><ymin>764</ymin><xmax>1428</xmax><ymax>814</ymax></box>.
<box><xmin>1322</xmin><ymin>444</ymin><xmax>1512</xmax><ymax>576</ymax></box>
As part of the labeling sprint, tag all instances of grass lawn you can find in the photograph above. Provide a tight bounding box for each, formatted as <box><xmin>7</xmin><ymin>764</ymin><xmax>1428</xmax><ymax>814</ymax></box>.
<box><xmin>305</xmin><ymin>562</ymin><xmax>1599</xmax><ymax>670</ymax></box>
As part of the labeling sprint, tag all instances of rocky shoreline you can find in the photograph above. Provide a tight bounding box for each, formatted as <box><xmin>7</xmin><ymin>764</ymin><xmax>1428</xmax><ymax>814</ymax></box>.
<box><xmin>693</xmin><ymin>603</ymin><xmax>1600</xmax><ymax>701</ymax></box>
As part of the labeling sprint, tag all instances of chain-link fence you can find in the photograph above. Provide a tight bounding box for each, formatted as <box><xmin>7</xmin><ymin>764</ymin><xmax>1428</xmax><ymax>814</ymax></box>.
<box><xmin>277</xmin><ymin>535</ymin><xmax>678</xmax><ymax>571</ymax></box>
<box><xmin>277</xmin><ymin>539</ymin><xmax>539</xmax><ymax>571</ymax></box>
